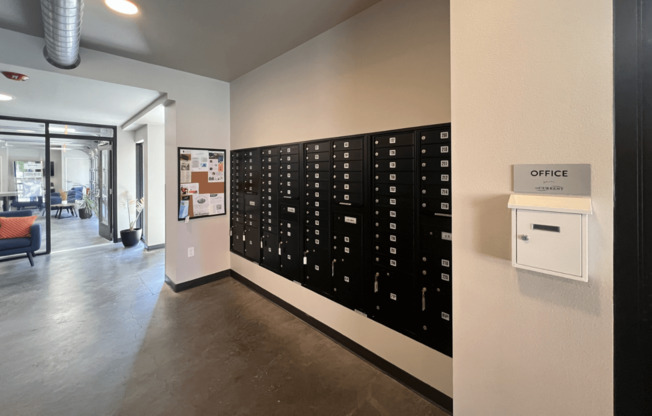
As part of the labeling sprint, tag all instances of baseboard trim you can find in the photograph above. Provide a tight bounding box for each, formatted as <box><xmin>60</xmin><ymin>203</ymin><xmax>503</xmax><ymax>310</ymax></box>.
<box><xmin>165</xmin><ymin>269</ymin><xmax>231</xmax><ymax>293</ymax></box>
<box><xmin>145</xmin><ymin>243</ymin><xmax>165</xmax><ymax>251</ymax></box>
<box><xmin>230</xmin><ymin>269</ymin><xmax>453</xmax><ymax>414</ymax></box>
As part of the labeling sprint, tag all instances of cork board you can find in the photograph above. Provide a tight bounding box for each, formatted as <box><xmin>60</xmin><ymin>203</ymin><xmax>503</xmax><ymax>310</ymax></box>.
<box><xmin>178</xmin><ymin>147</ymin><xmax>226</xmax><ymax>220</ymax></box>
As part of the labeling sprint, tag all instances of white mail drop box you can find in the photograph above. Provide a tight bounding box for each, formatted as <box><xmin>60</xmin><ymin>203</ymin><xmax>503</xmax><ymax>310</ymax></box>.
<box><xmin>508</xmin><ymin>194</ymin><xmax>592</xmax><ymax>282</ymax></box>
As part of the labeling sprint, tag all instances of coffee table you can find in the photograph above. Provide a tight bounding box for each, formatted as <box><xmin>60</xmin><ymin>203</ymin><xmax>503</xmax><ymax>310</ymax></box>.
<box><xmin>52</xmin><ymin>203</ymin><xmax>77</xmax><ymax>218</ymax></box>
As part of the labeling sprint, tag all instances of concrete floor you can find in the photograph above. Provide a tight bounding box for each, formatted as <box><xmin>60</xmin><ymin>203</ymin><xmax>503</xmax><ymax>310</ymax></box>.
<box><xmin>0</xmin><ymin>244</ymin><xmax>448</xmax><ymax>416</ymax></box>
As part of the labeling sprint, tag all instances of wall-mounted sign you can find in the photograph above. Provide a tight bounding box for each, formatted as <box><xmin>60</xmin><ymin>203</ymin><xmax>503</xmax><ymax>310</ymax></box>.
<box><xmin>513</xmin><ymin>164</ymin><xmax>591</xmax><ymax>196</ymax></box>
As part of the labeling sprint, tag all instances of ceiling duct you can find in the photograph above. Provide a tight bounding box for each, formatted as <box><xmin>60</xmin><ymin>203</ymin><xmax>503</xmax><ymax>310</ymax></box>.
<box><xmin>40</xmin><ymin>0</ymin><xmax>84</xmax><ymax>69</ymax></box>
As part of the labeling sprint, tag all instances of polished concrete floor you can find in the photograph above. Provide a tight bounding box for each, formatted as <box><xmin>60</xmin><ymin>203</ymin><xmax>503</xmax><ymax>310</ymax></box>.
<box><xmin>0</xmin><ymin>245</ymin><xmax>448</xmax><ymax>416</ymax></box>
<box><xmin>36</xmin><ymin>213</ymin><xmax>113</xmax><ymax>253</ymax></box>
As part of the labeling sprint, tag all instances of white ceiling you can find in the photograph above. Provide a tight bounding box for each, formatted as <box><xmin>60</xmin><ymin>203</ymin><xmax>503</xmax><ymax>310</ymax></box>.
<box><xmin>0</xmin><ymin>62</ymin><xmax>161</xmax><ymax>126</ymax></box>
<box><xmin>0</xmin><ymin>0</ymin><xmax>381</xmax><ymax>82</ymax></box>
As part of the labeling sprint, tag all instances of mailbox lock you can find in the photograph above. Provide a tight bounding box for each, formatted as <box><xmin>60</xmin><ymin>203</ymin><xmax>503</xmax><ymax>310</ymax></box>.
<box><xmin>518</xmin><ymin>234</ymin><xmax>529</xmax><ymax>242</ymax></box>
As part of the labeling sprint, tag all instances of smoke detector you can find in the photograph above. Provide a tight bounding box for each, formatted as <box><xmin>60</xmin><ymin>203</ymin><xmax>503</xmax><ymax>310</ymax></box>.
<box><xmin>2</xmin><ymin>71</ymin><xmax>29</xmax><ymax>81</ymax></box>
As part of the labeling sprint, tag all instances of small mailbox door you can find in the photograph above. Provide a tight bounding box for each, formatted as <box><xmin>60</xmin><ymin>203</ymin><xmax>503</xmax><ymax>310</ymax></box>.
<box><xmin>516</xmin><ymin>210</ymin><xmax>582</xmax><ymax>276</ymax></box>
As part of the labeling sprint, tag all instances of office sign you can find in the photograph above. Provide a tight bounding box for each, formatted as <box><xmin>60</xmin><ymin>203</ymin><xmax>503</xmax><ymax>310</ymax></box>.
<box><xmin>513</xmin><ymin>164</ymin><xmax>591</xmax><ymax>196</ymax></box>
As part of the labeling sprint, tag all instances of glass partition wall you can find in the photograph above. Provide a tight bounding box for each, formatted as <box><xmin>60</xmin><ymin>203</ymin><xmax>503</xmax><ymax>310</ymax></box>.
<box><xmin>0</xmin><ymin>116</ymin><xmax>116</xmax><ymax>258</ymax></box>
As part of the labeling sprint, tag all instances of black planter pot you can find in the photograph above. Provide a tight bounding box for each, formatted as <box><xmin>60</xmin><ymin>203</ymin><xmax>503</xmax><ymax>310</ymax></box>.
<box><xmin>120</xmin><ymin>228</ymin><xmax>142</xmax><ymax>247</ymax></box>
<box><xmin>79</xmin><ymin>207</ymin><xmax>92</xmax><ymax>219</ymax></box>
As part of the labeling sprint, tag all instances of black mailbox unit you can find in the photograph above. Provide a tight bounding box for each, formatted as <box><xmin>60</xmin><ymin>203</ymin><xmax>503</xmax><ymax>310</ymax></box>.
<box><xmin>331</xmin><ymin>136</ymin><xmax>367</xmax><ymax>310</ymax></box>
<box><xmin>370</xmin><ymin>131</ymin><xmax>417</xmax><ymax>336</ymax></box>
<box><xmin>303</xmin><ymin>141</ymin><xmax>332</xmax><ymax>297</ymax></box>
<box><xmin>279</xmin><ymin>144</ymin><xmax>303</xmax><ymax>282</ymax></box>
<box><xmin>230</xmin><ymin>150</ymin><xmax>245</xmax><ymax>256</ymax></box>
<box><xmin>242</xmin><ymin>149</ymin><xmax>261</xmax><ymax>262</ymax></box>
<box><xmin>229</xmin><ymin>123</ymin><xmax>452</xmax><ymax>357</ymax></box>
<box><xmin>416</xmin><ymin>126</ymin><xmax>452</xmax><ymax>356</ymax></box>
<box><xmin>260</xmin><ymin>146</ymin><xmax>281</xmax><ymax>272</ymax></box>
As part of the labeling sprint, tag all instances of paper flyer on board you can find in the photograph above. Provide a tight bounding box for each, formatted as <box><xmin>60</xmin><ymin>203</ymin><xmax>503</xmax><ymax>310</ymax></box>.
<box><xmin>209</xmin><ymin>193</ymin><xmax>224</xmax><ymax>215</ymax></box>
<box><xmin>180</xmin><ymin>183</ymin><xmax>199</xmax><ymax>195</ymax></box>
<box><xmin>179</xmin><ymin>152</ymin><xmax>192</xmax><ymax>183</ymax></box>
<box><xmin>208</xmin><ymin>151</ymin><xmax>225</xmax><ymax>183</ymax></box>
<box><xmin>190</xmin><ymin>150</ymin><xmax>209</xmax><ymax>172</ymax></box>
<box><xmin>178</xmin><ymin>196</ymin><xmax>189</xmax><ymax>219</ymax></box>
<box><xmin>193</xmin><ymin>194</ymin><xmax>210</xmax><ymax>216</ymax></box>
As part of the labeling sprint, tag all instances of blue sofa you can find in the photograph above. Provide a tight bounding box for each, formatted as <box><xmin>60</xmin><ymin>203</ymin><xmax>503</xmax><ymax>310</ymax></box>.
<box><xmin>0</xmin><ymin>210</ymin><xmax>41</xmax><ymax>266</ymax></box>
<box><xmin>51</xmin><ymin>192</ymin><xmax>62</xmax><ymax>205</ymax></box>
<box><xmin>11</xmin><ymin>196</ymin><xmax>44</xmax><ymax>211</ymax></box>
<box><xmin>67</xmin><ymin>187</ymin><xmax>83</xmax><ymax>203</ymax></box>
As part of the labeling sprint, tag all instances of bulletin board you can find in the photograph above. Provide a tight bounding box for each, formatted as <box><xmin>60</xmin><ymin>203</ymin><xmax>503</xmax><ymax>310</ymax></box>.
<box><xmin>178</xmin><ymin>147</ymin><xmax>226</xmax><ymax>220</ymax></box>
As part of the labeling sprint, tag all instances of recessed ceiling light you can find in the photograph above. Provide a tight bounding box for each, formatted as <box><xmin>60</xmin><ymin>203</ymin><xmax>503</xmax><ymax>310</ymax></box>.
<box><xmin>105</xmin><ymin>0</ymin><xmax>139</xmax><ymax>15</ymax></box>
<box><xmin>0</xmin><ymin>93</ymin><xmax>14</xmax><ymax>101</ymax></box>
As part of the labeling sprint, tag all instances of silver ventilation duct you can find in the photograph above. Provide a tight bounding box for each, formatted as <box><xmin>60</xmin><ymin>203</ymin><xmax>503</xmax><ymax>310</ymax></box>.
<box><xmin>40</xmin><ymin>0</ymin><xmax>84</xmax><ymax>69</ymax></box>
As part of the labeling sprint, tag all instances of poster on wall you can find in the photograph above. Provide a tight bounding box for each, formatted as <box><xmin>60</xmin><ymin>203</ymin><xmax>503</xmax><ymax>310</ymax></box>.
<box><xmin>178</xmin><ymin>147</ymin><xmax>226</xmax><ymax>220</ymax></box>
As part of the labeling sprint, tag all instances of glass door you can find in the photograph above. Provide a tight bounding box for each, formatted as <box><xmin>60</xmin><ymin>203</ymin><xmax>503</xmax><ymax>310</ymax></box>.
<box><xmin>98</xmin><ymin>144</ymin><xmax>113</xmax><ymax>241</ymax></box>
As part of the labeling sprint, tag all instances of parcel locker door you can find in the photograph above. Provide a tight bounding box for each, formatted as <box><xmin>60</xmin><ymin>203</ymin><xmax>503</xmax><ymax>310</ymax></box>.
<box><xmin>416</xmin><ymin>283</ymin><xmax>452</xmax><ymax>357</ymax></box>
<box><xmin>260</xmin><ymin>232</ymin><xmax>280</xmax><ymax>272</ymax></box>
<box><xmin>369</xmin><ymin>267</ymin><xmax>414</xmax><ymax>334</ymax></box>
<box><xmin>231</xmin><ymin>223</ymin><xmax>245</xmax><ymax>256</ymax></box>
<box><xmin>244</xmin><ymin>194</ymin><xmax>259</xmax><ymax>213</ymax></box>
<box><xmin>332</xmin><ymin>213</ymin><xmax>364</xmax><ymax>310</ymax></box>
<box><xmin>279</xmin><ymin>220</ymin><xmax>302</xmax><ymax>282</ymax></box>
<box><xmin>304</xmin><ymin>247</ymin><xmax>332</xmax><ymax>297</ymax></box>
<box><xmin>244</xmin><ymin>225</ymin><xmax>261</xmax><ymax>262</ymax></box>
<box><xmin>280</xmin><ymin>201</ymin><xmax>300</xmax><ymax>221</ymax></box>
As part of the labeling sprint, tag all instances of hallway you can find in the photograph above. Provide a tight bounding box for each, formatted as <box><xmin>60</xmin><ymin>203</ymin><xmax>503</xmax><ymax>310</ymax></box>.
<box><xmin>0</xmin><ymin>245</ymin><xmax>447</xmax><ymax>415</ymax></box>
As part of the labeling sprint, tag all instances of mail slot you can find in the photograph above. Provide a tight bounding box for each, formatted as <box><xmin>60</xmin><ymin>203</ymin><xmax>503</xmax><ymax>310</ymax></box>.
<box><xmin>306</xmin><ymin>151</ymin><xmax>330</xmax><ymax>162</ymax></box>
<box><xmin>305</xmin><ymin>161</ymin><xmax>331</xmax><ymax>172</ymax></box>
<box><xmin>373</xmin><ymin>159</ymin><xmax>414</xmax><ymax>172</ymax></box>
<box><xmin>332</xmin><ymin>138</ymin><xmax>363</xmax><ymax>150</ymax></box>
<box><xmin>508</xmin><ymin>194</ymin><xmax>591</xmax><ymax>282</ymax></box>
<box><xmin>333</xmin><ymin>160</ymin><xmax>363</xmax><ymax>171</ymax></box>
<box><xmin>279</xmin><ymin>162</ymin><xmax>300</xmax><ymax>172</ymax></box>
<box><xmin>332</xmin><ymin>182</ymin><xmax>362</xmax><ymax>194</ymax></box>
<box><xmin>261</xmin><ymin>146</ymin><xmax>279</xmax><ymax>156</ymax></box>
<box><xmin>373</xmin><ymin>132</ymin><xmax>414</xmax><ymax>147</ymax></box>
<box><xmin>373</xmin><ymin>195</ymin><xmax>414</xmax><ymax>208</ymax></box>
<box><xmin>333</xmin><ymin>171</ymin><xmax>363</xmax><ymax>183</ymax></box>
<box><xmin>419</xmin><ymin>128</ymin><xmax>451</xmax><ymax>145</ymax></box>
<box><xmin>374</xmin><ymin>146</ymin><xmax>414</xmax><ymax>159</ymax></box>
<box><xmin>374</xmin><ymin>183</ymin><xmax>413</xmax><ymax>197</ymax></box>
<box><xmin>306</xmin><ymin>171</ymin><xmax>327</xmax><ymax>181</ymax></box>
<box><xmin>279</xmin><ymin>145</ymin><xmax>299</xmax><ymax>155</ymax></box>
<box><xmin>305</xmin><ymin>180</ymin><xmax>329</xmax><ymax>190</ymax></box>
<box><xmin>374</xmin><ymin>171</ymin><xmax>414</xmax><ymax>184</ymax></box>
<box><xmin>305</xmin><ymin>141</ymin><xmax>330</xmax><ymax>153</ymax></box>
<box><xmin>420</xmin><ymin>144</ymin><xmax>450</xmax><ymax>157</ymax></box>
<box><xmin>332</xmin><ymin>191</ymin><xmax>362</xmax><ymax>205</ymax></box>
<box><xmin>333</xmin><ymin>149</ymin><xmax>363</xmax><ymax>161</ymax></box>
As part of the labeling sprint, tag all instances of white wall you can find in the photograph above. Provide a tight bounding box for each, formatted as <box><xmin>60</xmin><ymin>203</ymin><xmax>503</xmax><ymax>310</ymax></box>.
<box><xmin>231</xmin><ymin>0</ymin><xmax>452</xmax><ymax>397</ymax></box>
<box><xmin>7</xmin><ymin>146</ymin><xmax>46</xmax><ymax>193</ymax></box>
<box><xmin>0</xmin><ymin>28</ymin><xmax>230</xmax><ymax>284</ymax></box>
<box><xmin>141</xmin><ymin>124</ymin><xmax>165</xmax><ymax>247</ymax></box>
<box><xmin>50</xmin><ymin>149</ymin><xmax>63</xmax><ymax>192</ymax></box>
<box><xmin>117</xmin><ymin>128</ymin><xmax>136</xmax><ymax>232</ymax></box>
<box><xmin>451</xmin><ymin>1</ymin><xmax>613</xmax><ymax>415</ymax></box>
<box><xmin>62</xmin><ymin>149</ymin><xmax>90</xmax><ymax>190</ymax></box>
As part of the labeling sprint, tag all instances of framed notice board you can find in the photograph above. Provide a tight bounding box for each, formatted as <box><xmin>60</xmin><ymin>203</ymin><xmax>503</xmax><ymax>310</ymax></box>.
<box><xmin>178</xmin><ymin>147</ymin><xmax>226</xmax><ymax>220</ymax></box>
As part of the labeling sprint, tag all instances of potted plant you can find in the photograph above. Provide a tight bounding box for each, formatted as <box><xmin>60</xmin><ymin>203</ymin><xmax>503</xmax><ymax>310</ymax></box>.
<box><xmin>78</xmin><ymin>189</ymin><xmax>97</xmax><ymax>219</ymax></box>
<box><xmin>120</xmin><ymin>195</ymin><xmax>145</xmax><ymax>247</ymax></box>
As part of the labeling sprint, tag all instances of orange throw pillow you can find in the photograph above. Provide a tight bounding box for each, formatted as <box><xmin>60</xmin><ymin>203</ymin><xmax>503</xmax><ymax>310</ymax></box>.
<box><xmin>0</xmin><ymin>216</ymin><xmax>37</xmax><ymax>239</ymax></box>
